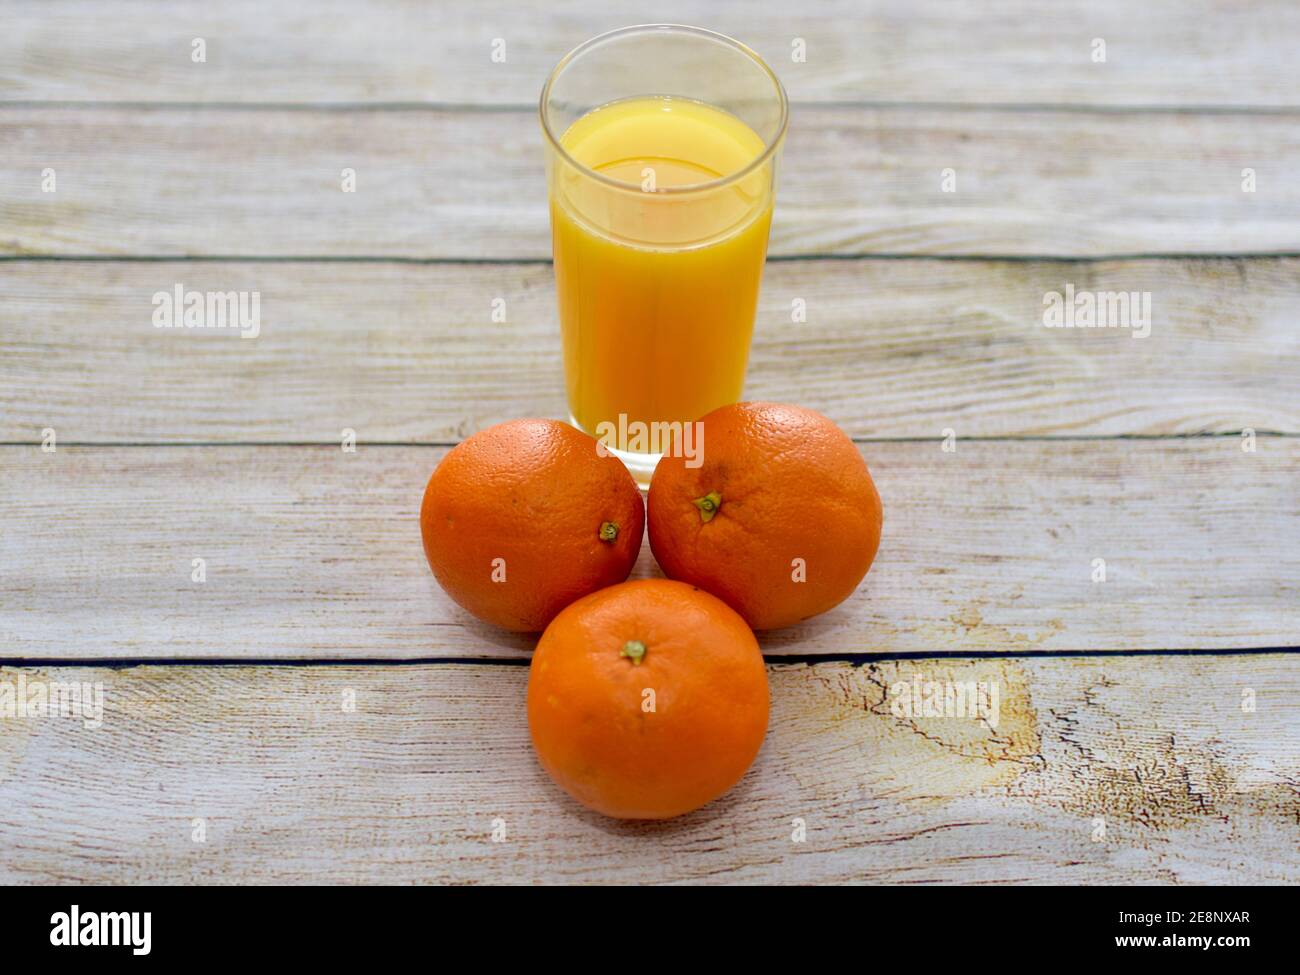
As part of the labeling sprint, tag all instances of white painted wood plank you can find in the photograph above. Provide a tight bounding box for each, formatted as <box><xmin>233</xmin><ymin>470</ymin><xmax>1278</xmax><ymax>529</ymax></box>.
<box><xmin>3</xmin><ymin>259</ymin><xmax>1296</xmax><ymax>443</ymax></box>
<box><xmin>1</xmin><ymin>441</ymin><xmax>1294</xmax><ymax>659</ymax></box>
<box><xmin>3</xmin><ymin>0</ymin><xmax>1297</xmax><ymax>108</ymax></box>
<box><xmin>1</xmin><ymin>656</ymin><xmax>1296</xmax><ymax>883</ymax></box>
<box><xmin>3</xmin><ymin>107</ymin><xmax>1297</xmax><ymax>258</ymax></box>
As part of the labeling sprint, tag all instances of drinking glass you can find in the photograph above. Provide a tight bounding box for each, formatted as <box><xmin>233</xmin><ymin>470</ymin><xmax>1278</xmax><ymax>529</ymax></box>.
<box><xmin>540</xmin><ymin>24</ymin><xmax>788</xmax><ymax>484</ymax></box>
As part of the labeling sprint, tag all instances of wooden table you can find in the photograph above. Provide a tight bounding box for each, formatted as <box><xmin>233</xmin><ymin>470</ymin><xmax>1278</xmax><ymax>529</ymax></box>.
<box><xmin>2</xmin><ymin>1</ymin><xmax>1297</xmax><ymax>884</ymax></box>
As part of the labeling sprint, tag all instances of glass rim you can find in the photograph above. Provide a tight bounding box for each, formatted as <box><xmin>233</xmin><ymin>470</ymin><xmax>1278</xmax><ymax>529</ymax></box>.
<box><xmin>538</xmin><ymin>24</ymin><xmax>789</xmax><ymax>196</ymax></box>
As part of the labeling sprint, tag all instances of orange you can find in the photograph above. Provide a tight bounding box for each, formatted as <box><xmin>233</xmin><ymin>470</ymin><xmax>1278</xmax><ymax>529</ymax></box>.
<box><xmin>648</xmin><ymin>402</ymin><xmax>882</xmax><ymax>630</ymax></box>
<box><xmin>527</xmin><ymin>579</ymin><xmax>769</xmax><ymax>819</ymax></box>
<box><xmin>420</xmin><ymin>418</ymin><xmax>644</xmax><ymax>632</ymax></box>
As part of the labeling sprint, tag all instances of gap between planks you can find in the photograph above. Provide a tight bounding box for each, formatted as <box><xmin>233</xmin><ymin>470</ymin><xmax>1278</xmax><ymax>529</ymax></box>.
<box><xmin>1</xmin><ymin>647</ymin><xmax>1298</xmax><ymax>670</ymax></box>
<box><xmin>6</xmin><ymin>101</ymin><xmax>1300</xmax><ymax>115</ymax></box>
<box><xmin>6</xmin><ymin>254</ymin><xmax>1300</xmax><ymax>263</ymax></box>
<box><xmin>5</xmin><ymin>434</ymin><xmax>1294</xmax><ymax>449</ymax></box>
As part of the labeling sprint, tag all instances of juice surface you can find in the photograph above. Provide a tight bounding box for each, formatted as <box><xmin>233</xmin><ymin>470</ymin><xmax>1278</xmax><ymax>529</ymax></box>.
<box><xmin>550</xmin><ymin>96</ymin><xmax>774</xmax><ymax>443</ymax></box>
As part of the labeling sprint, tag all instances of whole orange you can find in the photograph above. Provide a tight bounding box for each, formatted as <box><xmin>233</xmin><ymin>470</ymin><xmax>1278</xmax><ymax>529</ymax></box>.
<box><xmin>420</xmin><ymin>418</ymin><xmax>644</xmax><ymax>632</ymax></box>
<box><xmin>527</xmin><ymin>579</ymin><xmax>769</xmax><ymax>819</ymax></box>
<box><xmin>648</xmin><ymin>402</ymin><xmax>882</xmax><ymax>630</ymax></box>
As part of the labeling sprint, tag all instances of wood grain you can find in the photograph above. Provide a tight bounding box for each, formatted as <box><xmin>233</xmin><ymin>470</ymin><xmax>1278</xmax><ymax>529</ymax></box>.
<box><xmin>3</xmin><ymin>0</ymin><xmax>1298</xmax><ymax>888</ymax></box>
<box><xmin>1</xmin><ymin>656</ymin><xmax>1295</xmax><ymax>884</ymax></box>
<box><xmin>4</xmin><ymin>107</ymin><xmax>1298</xmax><ymax>258</ymax></box>
<box><xmin>3</xmin><ymin>259</ymin><xmax>1296</xmax><ymax>444</ymax></box>
<box><xmin>1</xmin><ymin>441</ymin><xmax>1294</xmax><ymax>660</ymax></box>
<box><xmin>3</xmin><ymin>0</ymin><xmax>1298</xmax><ymax>108</ymax></box>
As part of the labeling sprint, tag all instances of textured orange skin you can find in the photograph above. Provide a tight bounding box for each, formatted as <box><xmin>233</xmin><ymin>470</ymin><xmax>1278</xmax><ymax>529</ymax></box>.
<box><xmin>420</xmin><ymin>419</ymin><xmax>644</xmax><ymax>632</ymax></box>
<box><xmin>527</xmin><ymin>579</ymin><xmax>769</xmax><ymax>820</ymax></box>
<box><xmin>648</xmin><ymin>402</ymin><xmax>883</xmax><ymax>630</ymax></box>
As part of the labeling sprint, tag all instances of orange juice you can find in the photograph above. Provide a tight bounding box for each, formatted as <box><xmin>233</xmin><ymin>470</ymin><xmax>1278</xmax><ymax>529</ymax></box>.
<box><xmin>549</xmin><ymin>96</ymin><xmax>775</xmax><ymax>445</ymax></box>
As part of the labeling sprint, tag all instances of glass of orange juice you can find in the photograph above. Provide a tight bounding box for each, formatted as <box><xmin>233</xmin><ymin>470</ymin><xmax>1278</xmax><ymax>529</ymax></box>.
<box><xmin>540</xmin><ymin>25</ymin><xmax>788</xmax><ymax>484</ymax></box>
